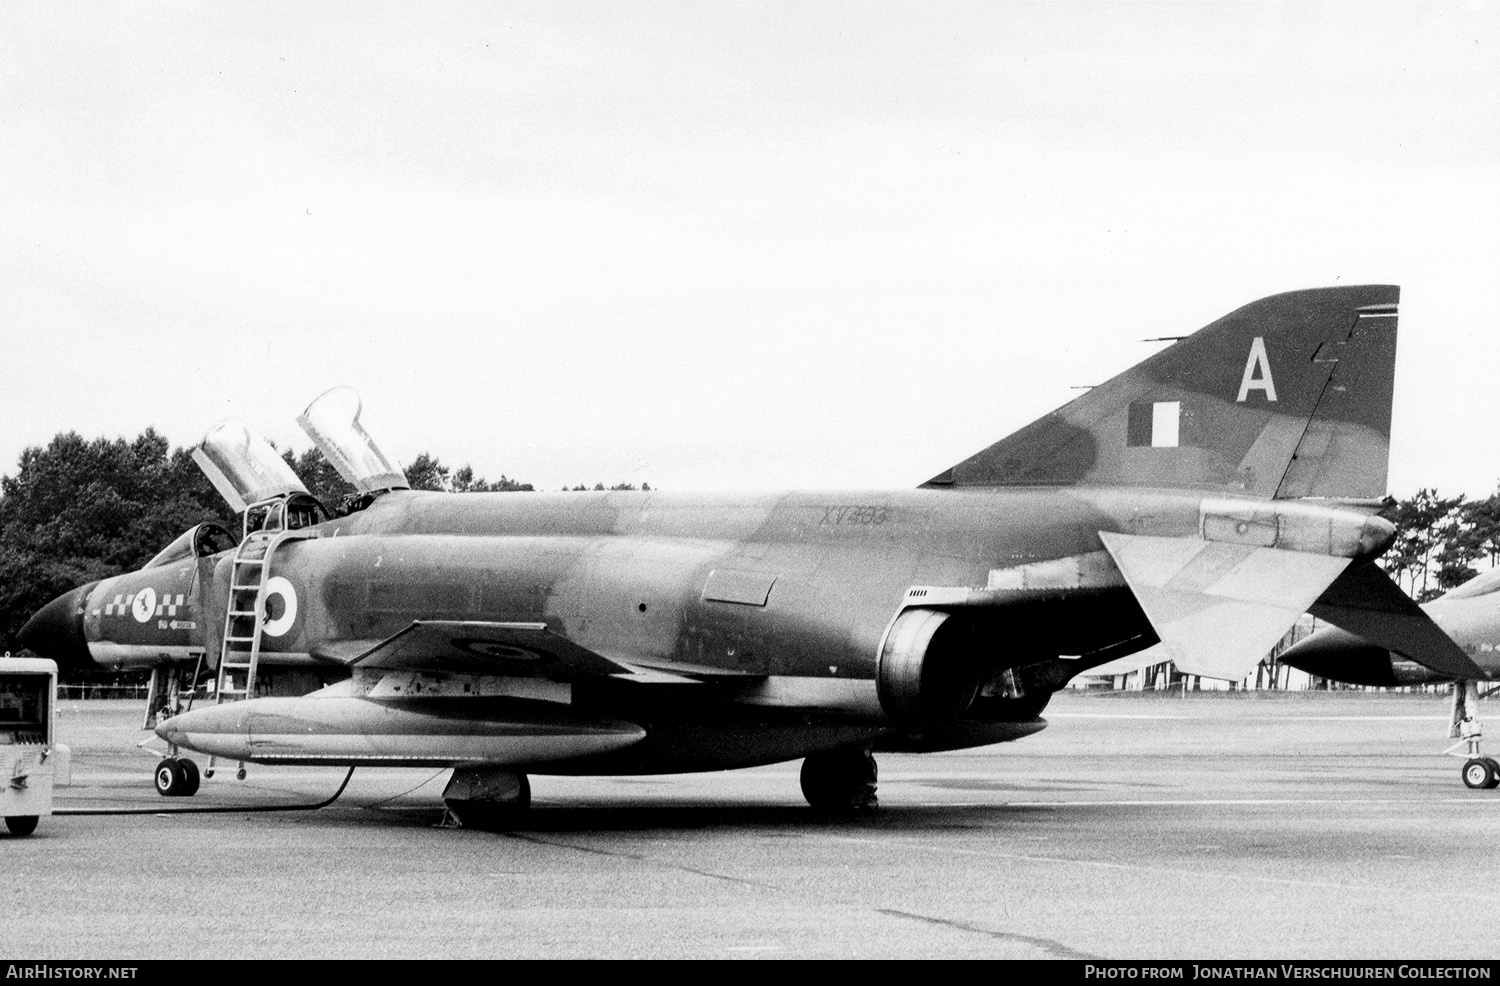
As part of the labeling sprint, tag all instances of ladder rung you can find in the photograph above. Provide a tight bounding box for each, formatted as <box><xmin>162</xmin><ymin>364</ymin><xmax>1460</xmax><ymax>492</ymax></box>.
<box><xmin>223</xmin><ymin>636</ymin><xmax>257</xmax><ymax>643</ymax></box>
<box><xmin>231</xmin><ymin>584</ymin><xmax>262</xmax><ymax>590</ymax></box>
<box><xmin>228</xmin><ymin>609</ymin><xmax>258</xmax><ymax>617</ymax></box>
<box><xmin>235</xmin><ymin>558</ymin><xmax>266</xmax><ymax>566</ymax></box>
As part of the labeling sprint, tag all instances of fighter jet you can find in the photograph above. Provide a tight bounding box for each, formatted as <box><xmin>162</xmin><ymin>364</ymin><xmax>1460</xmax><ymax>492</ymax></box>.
<box><xmin>21</xmin><ymin>285</ymin><xmax>1461</xmax><ymax>824</ymax></box>
<box><xmin>1281</xmin><ymin>567</ymin><xmax>1499</xmax><ymax>789</ymax></box>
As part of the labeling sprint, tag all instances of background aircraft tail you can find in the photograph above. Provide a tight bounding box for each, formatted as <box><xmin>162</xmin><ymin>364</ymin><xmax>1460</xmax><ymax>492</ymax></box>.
<box><xmin>923</xmin><ymin>285</ymin><xmax>1399</xmax><ymax>500</ymax></box>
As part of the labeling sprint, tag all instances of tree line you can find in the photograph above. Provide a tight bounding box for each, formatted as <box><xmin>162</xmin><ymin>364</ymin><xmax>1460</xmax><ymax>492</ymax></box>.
<box><xmin>1379</xmin><ymin>488</ymin><xmax>1500</xmax><ymax>601</ymax></box>
<box><xmin>0</xmin><ymin>428</ymin><xmax>646</xmax><ymax>652</ymax></box>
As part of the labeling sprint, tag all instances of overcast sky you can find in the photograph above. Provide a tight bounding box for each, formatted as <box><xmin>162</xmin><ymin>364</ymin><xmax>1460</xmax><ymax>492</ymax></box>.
<box><xmin>2</xmin><ymin>2</ymin><xmax>1496</xmax><ymax>498</ymax></box>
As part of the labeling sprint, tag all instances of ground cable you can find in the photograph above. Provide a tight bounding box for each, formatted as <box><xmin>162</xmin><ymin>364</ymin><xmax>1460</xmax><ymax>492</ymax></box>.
<box><xmin>52</xmin><ymin>767</ymin><xmax>357</xmax><ymax>816</ymax></box>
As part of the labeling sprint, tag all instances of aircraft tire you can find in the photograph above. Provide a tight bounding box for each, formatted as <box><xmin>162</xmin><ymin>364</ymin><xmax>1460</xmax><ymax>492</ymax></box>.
<box><xmin>800</xmin><ymin>748</ymin><xmax>878</xmax><ymax>813</ymax></box>
<box><xmin>176</xmin><ymin>758</ymin><xmax>201</xmax><ymax>797</ymax></box>
<box><xmin>154</xmin><ymin>758</ymin><xmax>184</xmax><ymax>797</ymax></box>
<box><xmin>1462</xmin><ymin>758</ymin><xmax>1494</xmax><ymax>790</ymax></box>
<box><xmin>445</xmin><ymin>774</ymin><xmax>532</xmax><ymax>831</ymax></box>
<box><xmin>5</xmin><ymin>815</ymin><xmax>39</xmax><ymax>836</ymax></box>
<box><xmin>1485</xmin><ymin>759</ymin><xmax>1500</xmax><ymax>790</ymax></box>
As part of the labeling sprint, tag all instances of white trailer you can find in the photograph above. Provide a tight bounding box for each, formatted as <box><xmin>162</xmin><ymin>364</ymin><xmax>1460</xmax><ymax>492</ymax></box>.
<box><xmin>1</xmin><ymin>657</ymin><xmax>69</xmax><ymax>836</ymax></box>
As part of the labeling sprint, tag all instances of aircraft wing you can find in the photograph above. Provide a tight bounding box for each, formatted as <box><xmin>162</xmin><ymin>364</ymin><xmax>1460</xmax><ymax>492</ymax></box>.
<box><xmin>318</xmin><ymin>621</ymin><xmax>634</xmax><ymax>679</ymax></box>
<box><xmin>1308</xmin><ymin>563</ymin><xmax>1484</xmax><ymax>679</ymax></box>
<box><xmin>1099</xmin><ymin>532</ymin><xmax>1351</xmax><ymax>681</ymax></box>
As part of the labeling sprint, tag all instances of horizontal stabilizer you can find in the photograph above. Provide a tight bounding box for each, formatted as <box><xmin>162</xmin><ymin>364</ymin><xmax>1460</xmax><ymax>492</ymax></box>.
<box><xmin>1099</xmin><ymin>532</ymin><xmax>1349</xmax><ymax>681</ymax></box>
<box><xmin>324</xmin><ymin>621</ymin><xmax>633</xmax><ymax>678</ymax></box>
<box><xmin>1308</xmin><ymin>563</ymin><xmax>1484</xmax><ymax>679</ymax></box>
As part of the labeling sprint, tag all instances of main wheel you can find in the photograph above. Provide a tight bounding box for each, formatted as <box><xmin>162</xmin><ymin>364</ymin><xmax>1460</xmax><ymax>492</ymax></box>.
<box><xmin>155</xmin><ymin>758</ymin><xmax>184</xmax><ymax>797</ymax></box>
<box><xmin>1462</xmin><ymin>758</ymin><xmax>1494</xmax><ymax>790</ymax></box>
<box><xmin>800</xmin><ymin>748</ymin><xmax>878</xmax><ymax>813</ymax></box>
<box><xmin>1484</xmin><ymin>759</ymin><xmax>1500</xmax><ymax>790</ymax></box>
<box><xmin>445</xmin><ymin>775</ymin><xmax>532</xmax><ymax>831</ymax></box>
<box><xmin>176</xmin><ymin>758</ymin><xmax>201</xmax><ymax>797</ymax></box>
<box><xmin>5</xmin><ymin>815</ymin><xmax>38</xmax><ymax>836</ymax></box>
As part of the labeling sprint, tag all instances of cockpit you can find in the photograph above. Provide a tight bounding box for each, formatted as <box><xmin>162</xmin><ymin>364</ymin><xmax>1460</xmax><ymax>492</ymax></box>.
<box><xmin>244</xmin><ymin>493</ymin><xmax>330</xmax><ymax>534</ymax></box>
<box><xmin>189</xmin><ymin>389</ymin><xmax>409</xmax><ymax>538</ymax></box>
<box><xmin>190</xmin><ymin>420</ymin><xmax>329</xmax><ymax>539</ymax></box>
<box><xmin>143</xmin><ymin>522</ymin><xmax>241</xmax><ymax>569</ymax></box>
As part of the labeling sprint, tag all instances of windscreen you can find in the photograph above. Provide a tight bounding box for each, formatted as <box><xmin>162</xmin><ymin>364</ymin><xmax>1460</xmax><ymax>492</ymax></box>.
<box><xmin>143</xmin><ymin>528</ymin><xmax>196</xmax><ymax>569</ymax></box>
<box><xmin>296</xmin><ymin>387</ymin><xmax>409</xmax><ymax>494</ymax></box>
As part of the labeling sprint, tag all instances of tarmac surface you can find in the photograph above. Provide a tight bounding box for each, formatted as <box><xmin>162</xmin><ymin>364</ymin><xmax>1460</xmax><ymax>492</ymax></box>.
<box><xmin>7</xmin><ymin>689</ymin><xmax>1500</xmax><ymax>960</ymax></box>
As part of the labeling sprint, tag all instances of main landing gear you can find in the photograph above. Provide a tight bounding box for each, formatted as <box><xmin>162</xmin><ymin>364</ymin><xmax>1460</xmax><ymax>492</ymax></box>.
<box><xmin>800</xmin><ymin>747</ymin><xmax>878</xmax><ymax>813</ymax></box>
<box><xmin>153</xmin><ymin>757</ymin><xmax>201</xmax><ymax>797</ymax></box>
<box><xmin>1445</xmin><ymin>680</ymin><xmax>1500</xmax><ymax>790</ymax></box>
<box><xmin>441</xmin><ymin>766</ymin><xmax>531</xmax><ymax>830</ymax></box>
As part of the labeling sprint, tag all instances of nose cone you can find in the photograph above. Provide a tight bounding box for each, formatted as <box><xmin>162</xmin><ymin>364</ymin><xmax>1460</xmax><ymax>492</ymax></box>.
<box><xmin>154</xmin><ymin>713</ymin><xmax>184</xmax><ymax>747</ymax></box>
<box><xmin>18</xmin><ymin>584</ymin><xmax>96</xmax><ymax>671</ymax></box>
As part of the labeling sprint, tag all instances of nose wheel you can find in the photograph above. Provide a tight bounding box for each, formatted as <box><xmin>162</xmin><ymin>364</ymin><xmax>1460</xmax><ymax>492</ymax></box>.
<box><xmin>1462</xmin><ymin>758</ymin><xmax>1500</xmax><ymax>790</ymax></box>
<box><xmin>1446</xmin><ymin>681</ymin><xmax>1500</xmax><ymax>790</ymax></box>
<box><xmin>153</xmin><ymin>757</ymin><xmax>201</xmax><ymax>797</ymax></box>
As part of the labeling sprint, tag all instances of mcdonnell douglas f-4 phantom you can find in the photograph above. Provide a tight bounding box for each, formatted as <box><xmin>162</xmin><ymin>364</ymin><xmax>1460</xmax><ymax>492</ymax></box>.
<box><xmin>1281</xmin><ymin>567</ymin><xmax>1499</xmax><ymax>789</ymax></box>
<box><xmin>21</xmin><ymin>285</ymin><xmax>1474</xmax><ymax>824</ymax></box>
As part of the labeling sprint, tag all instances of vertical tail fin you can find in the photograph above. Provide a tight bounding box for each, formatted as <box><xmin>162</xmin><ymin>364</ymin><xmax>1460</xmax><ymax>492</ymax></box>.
<box><xmin>923</xmin><ymin>285</ymin><xmax>1398</xmax><ymax>500</ymax></box>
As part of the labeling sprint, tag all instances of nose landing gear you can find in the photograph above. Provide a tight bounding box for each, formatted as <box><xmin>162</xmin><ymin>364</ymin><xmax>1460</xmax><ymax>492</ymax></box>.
<box><xmin>1462</xmin><ymin>757</ymin><xmax>1499</xmax><ymax>790</ymax></box>
<box><xmin>1446</xmin><ymin>680</ymin><xmax>1500</xmax><ymax>790</ymax></box>
<box><xmin>153</xmin><ymin>757</ymin><xmax>201</xmax><ymax>797</ymax></box>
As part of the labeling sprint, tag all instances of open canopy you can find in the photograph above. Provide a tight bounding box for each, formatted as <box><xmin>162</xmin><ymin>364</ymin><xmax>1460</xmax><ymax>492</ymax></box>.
<box><xmin>191</xmin><ymin>420</ymin><xmax>310</xmax><ymax>512</ymax></box>
<box><xmin>296</xmin><ymin>387</ymin><xmax>409</xmax><ymax>494</ymax></box>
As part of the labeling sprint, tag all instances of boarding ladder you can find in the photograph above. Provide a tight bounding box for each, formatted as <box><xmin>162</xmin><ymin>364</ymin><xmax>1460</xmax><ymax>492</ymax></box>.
<box><xmin>208</xmin><ymin>526</ymin><xmax>317</xmax><ymax>778</ymax></box>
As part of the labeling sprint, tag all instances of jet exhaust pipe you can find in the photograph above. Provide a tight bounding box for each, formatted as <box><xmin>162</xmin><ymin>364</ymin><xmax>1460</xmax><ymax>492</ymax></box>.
<box><xmin>155</xmin><ymin>694</ymin><xmax>647</xmax><ymax>767</ymax></box>
<box><xmin>877</xmin><ymin>609</ymin><xmax>982</xmax><ymax>724</ymax></box>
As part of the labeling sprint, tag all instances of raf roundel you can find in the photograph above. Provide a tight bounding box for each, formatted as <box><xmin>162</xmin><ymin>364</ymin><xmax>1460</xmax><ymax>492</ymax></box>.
<box><xmin>261</xmin><ymin>577</ymin><xmax>299</xmax><ymax>638</ymax></box>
